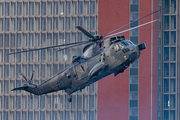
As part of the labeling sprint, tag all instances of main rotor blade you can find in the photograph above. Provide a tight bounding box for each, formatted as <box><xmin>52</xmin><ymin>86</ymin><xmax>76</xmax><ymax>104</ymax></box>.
<box><xmin>7</xmin><ymin>40</ymin><xmax>90</xmax><ymax>55</ymax></box>
<box><xmin>76</xmin><ymin>26</ymin><xmax>95</xmax><ymax>39</ymax></box>
<box><xmin>104</xmin><ymin>5</ymin><xmax>172</xmax><ymax>37</ymax></box>
<box><xmin>105</xmin><ymin>19</ymin><xmax>158</xmax><ymax>38</ymax></box>
<box><xmin>56</xmin><ymin>41</ymin><xmax>92</xmax><ymax>52</ymax></box>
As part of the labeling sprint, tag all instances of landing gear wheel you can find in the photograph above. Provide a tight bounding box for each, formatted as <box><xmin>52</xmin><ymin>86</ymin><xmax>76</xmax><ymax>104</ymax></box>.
<box><xmin>68</xmin><ymin>95</ymin><xmax>72</xmax><ymax>102</ymax></box>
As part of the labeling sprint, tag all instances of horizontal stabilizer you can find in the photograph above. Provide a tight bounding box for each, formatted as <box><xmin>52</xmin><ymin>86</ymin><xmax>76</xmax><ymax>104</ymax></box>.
<box><xmin>11</xmin><ymin>86</ymin><xmax>27</xmax><ymax>91</ymax></box>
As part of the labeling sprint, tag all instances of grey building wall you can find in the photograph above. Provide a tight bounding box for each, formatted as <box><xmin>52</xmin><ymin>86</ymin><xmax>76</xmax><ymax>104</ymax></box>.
<box><xmin>0</xmin><ymin>0</ymin><xmax>98</xmax><ymax>120</ymax></box>
<box><xmin>158</xmin><ymin>0</ymin><xmax>179</xmax><ymax>120</ymax></box>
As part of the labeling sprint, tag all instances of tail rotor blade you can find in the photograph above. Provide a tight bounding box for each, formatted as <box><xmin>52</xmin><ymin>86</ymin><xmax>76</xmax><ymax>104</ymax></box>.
<box><xmin>21</xmin><ymin>73</ymin><xmax>28</xmax><ymax>82</ymax></box>
<box><xmin>30</xmin><ymin>70</ymin><xmax>35</xmax><ymax>81</ymax></box>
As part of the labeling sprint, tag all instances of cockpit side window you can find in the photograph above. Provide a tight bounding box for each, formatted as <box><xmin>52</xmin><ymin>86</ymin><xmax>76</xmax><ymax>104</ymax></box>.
<box><xmin>114</xmin><ymin>43</ymin><xmax>121</xmax><ymax>51</ymax></box>
<box><xmin>121</xmin><ymin>41</ymin><xmax>128</xmax><ymax>46</ymax></box>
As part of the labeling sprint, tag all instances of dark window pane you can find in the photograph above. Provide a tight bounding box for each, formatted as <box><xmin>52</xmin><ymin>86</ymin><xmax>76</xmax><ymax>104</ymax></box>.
<box><xmin>130</xmin><ymin>84</ymin><xmax>138</xmax><ymax>91</ymax></box>
<box><xmin>130</xmin><ymin>68</ymin><xmax>138</xmax><ymax>75</ymax></box>
<box><xmin>130</xmin><ymin>20</ymin><xmax>138</xmax><ymax>28</ymax></box>
<box><xmin>130</xmin><ymin>5</ymin><xmax>138</xmax><ymax>12</ymax></box>
<box><xmin>130</xmin><ymin>36</ymin><xmax>138</xmax><ymax>44</ymax></box>
<box><xmin>130</xmin><ymin>116</ymin><xmax>138</xmax><ymax>120</ymax></box>
<box><xmin>130</xmin><ymin>100</ymin><xmax>138</xmax><ymax>107</ymax></box>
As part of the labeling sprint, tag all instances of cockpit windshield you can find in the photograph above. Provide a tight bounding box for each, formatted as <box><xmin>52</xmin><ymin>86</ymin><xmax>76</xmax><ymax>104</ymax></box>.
<box><xmin>121</xmin><ymin>40</ymin><xmax>134</xmax><ymax>46</ymax></box>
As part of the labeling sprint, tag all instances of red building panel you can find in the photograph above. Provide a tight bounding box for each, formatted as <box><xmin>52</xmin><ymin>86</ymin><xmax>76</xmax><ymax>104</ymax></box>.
<box><xmin>98</xmin><ymin>108</ymin><xmax>129</xmax><ymax>120</ymax></box>
<box><xmin>98</xmin><ymin>0</ymin><xmax>158</xmax><ymax>120</ymax></box>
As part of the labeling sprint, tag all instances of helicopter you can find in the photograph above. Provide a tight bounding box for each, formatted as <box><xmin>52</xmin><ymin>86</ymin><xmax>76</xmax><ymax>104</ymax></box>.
<box><xmin>9</xmin><ymin>7</ymin><xmax>167</xmax><ymax>102</ymax></box>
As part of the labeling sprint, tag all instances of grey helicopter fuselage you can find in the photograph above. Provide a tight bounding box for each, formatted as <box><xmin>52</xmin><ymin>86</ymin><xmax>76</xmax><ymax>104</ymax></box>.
<box><xmin>17</xmin><ymin>35</ymin><xmax>146</xmax><ymax>96</ymax></box>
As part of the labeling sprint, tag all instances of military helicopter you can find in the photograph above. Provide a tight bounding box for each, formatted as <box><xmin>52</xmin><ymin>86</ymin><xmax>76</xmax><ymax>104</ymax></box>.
<box><xmin>9</xmin><ymin>7</ymin><xmax>166</xmax><ymax>102</ymax></box>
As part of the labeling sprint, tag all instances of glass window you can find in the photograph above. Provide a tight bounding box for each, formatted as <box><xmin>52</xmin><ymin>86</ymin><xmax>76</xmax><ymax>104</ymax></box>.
<box><xmin>41</xmin><ymin>64</ymin><xmax>46</xmax><ymax>78</ymax></box>
<box><xmin>60</xmin><ymin>2</ymin><xmax>64</xmax><ymax>15</ymax></box>
<box><xmin>170</xmin><ymin>47</ymin><xmax>176</xmax><ymax>61</ymax></box>
<box><xmin>40</xmin><ymin>96</ymin><xmax>45</xmax><ymax>109</ymax></box>
<box><xmin>22</xmin><ymin>111</ymin><xmax>27</xmax><ymax>120</ymax></box>
<box><xmin>4</xmin><ymin>33</ymin><xmax>9</xmax><ymax>47</ymax></box>
<box><xmin>171</xmin><ymin>0</ymin><xmax>176</xmax><ymax>13</ymax></box>
<box><xmin>29</xmin><ymin>33</ymin><xmax>34</xmax><ymax>47</ymax></box>
<box><xmin>48</xmin><ymin>2</ymin><xmax>52</xmax><ymax>15</ymax></box>
<box><xmin>164</xmin><ymin>95</ymin><xmax>169</xmax><ymax>108</ymax></box>
<box><xmin>5</xmin><ymin>3</ymin><xmax>10</xmax><ymax>16</ymax></box>
<box><xmin>130</xmin><ymin>100</ymin><xmax>138</xmax><ymax>107</ymax></box>
<box><xmin>170</xmin><ymin>79</ymin><xmax>176</xmax><ymax>93</ymax></box>
<box><xmin>90</xmin><ymin>17</ymin><xmax>95</xmax><ymax>30</ymax></box>
<box><xmin>23</xmin><ymin>18</ymin><xmax>28</xmax><ymax>31</ymax></box>
<box><xmin>16</xmin><ymin>96</ymin><xmax>21</xmax><ymax>109</ymax></box>
<box><xmin>130</xmin><ymin>28</ymin><xmax>138</xmax><ymax>36</ymax></box>
<box><xmin>130</xmin><ymin>76</ymin><xmax>138</xmax><ymax>84</ymax></box>
<box><xmin>23</xmin><ymin>2</ymin><xmax>28</xmax><ymax>16</ymax></box>
<box><xmin>4</xmin><ymin>49</ymin><xmax>9</xmax><ymax>63</ymax></box>
<box><xmin>66</xmin><ymin>17</ymin><xmax>71</xmax><ymax>31</ymax></box>
<box><xmin>77</xmin><ymin>111</ymin><xmax>82</xmax><ymax>120</ymax></box>
<box><xmin>170</xmin><ymin>94</ymin><xmax>175</xmax><ymax>109</ymax></box>
<box><xmin>170</xmin><ymin>63</ymin><xmax>176</xmax><ymax>77</ymax></box>
<box><xmin>41</xmin><ymin>2</ymin><xmax>46</xmax><ymax>15</ymax></box>
<box><xmin>130</xmin><ymin>5</ymin><xmax>138</xmax><ymax>12</ymax></box>
<box><xmin>10</xmin><ymin>34</ymin><xmax>15</xmax><ymax>47</ymax></box>
<box><xmin>28</xmin><ymin>111</ymin><xmax>33</xmax><ymax>120</ymax></box>
<box><xmin>130</xmin><ymin>0</ymin><xmax>139</xmax><ymax>4</ymax></box>
<box><xmin>129</xmin><ymin>92</ymin><xmax>138</xmax><ymax>99</ymax></box>
<box><xmin>5</xmin><ymin>18</ymin><xmax>9</xmax><ymax>31</ymax></box>
<box><xmin>77</xmin><ymin>95</ymin><xmax>82</xmax><ymax>109</ymax></box>
<box><xmin>17</xmin><ymin>18</ymin><xmax>22</xmax><ymax>31</ymax></box>
<box><xmin>60</xmin><ymin>17</ymin><xmax>64</xmax><ymax>31</ymax></box>
<box><xmin>29</xmin><ymin>18</ymin><xmax>34</xmax><ymax>31</ymax></box>
<box><xmin>41</xmin><ymin>18</ymin><xmax>46</xmax><ymax>31</ymax></box>
<box><xmin>130</xmin><ymin>84</ymin><xmax>138</xmax><ymax>91</ymax></box>
<box><xmin>164</xmin><ymin>63</ymin><xmax>169</xmax><ymax>77</ymax></box>
<box><xmin>40</xmin><ymin>111</ymin><xmax>45</xmax><ymax>120</ymax></box>
<box><xmin>171</xmin><ymin>31</ymin><xmax>176</xmax><ymax>45</ymax></box>
<box><xmin>29</xmin><ymin>2</ymin><xmax>34</xmax><ymax>16</ymax></box>
<box><xmin>89</xmin><ymin>95</ymin><xmax>95</xmax><ymax>109</ymax></box>
<box><xmin>17</xmin><ymin>33</ymin><xmax>22</xmax><ymax>47</ymax></box>
<box><xmin>0</xmin><ymin>3</ymin><xmax>4</xmax><ymax>16</ymax></box>
<box><xmin>164</xmin><ymin>47</ymin><xmax>169</xmax><ymax>61</ymax></box>
<box><xmin>53</xmin><ymin>2</ymin><xmax>58</xmax><ymax>15</ymax></box>
<box><xmin>78</xmin><ymin>1</ymin><xmax>83</xmax><ymax>15</ymax></box>
<box><xmin>90</xmin><ymin>1</ymin><xmax>95</xmax><ymax>15</ymax></box>
<box><xmin>4</xmin><ymin>96</ymin><xmax>9</xmax><ymax>109</ymax></box>
<box><xmin>130</xmin><ymin>12</ymin><xmax>138</xmax><ymax>20</ymax></box>
<box><xmin>35</xmin><ymin>17</ymin><xmax>40</xmax><ymax>31</ymax></box>
<box><xmin>171</xmin><ymin>15</ymin><xmax>176</xmax><ymax>29</ymax></box>
<box><xmin>130</xmin><ymin>68</ymin><xmax>138</xmax><ymax>75</ymax></box>
<box><xmin>53</xmin><ymin>17</ymin><xmax>58</xmax><ymax>31</ymax></box>
<box><xmin>17</xmin><ymin>2</ymin><xmax>22</xmax><ymax>16</ymax></box>
<box><xmin>164</xmin><ymin>79</ymin><xmax>169</xmax><ymax>93</ymax></box>
<box><xmin>84</xmin><ymin>1</ymin><xmax>89</xmax><ymax>15</ymax></box>
<box><xmin>130</xmin><ymin>116</ymin><xmax>138</xmax><ymax>120</ymax></box>
<box><xmin>72</xmin><ymin>1</ymin><xmax>77</xmax><ymax>15</ymax></box>
<box><xmin>84</xmin><ymin>17</ymin><xmax>89</xmax><ymax>30</ymax></box>
<box><xmin>47</xmin><ymin>17</ymin><xmax>52</xmax><ymax>31</ymax></box>
<box><xmin>35</xmin><ymin>2</ymin><xmax>40</xmax><ymax>16</ymax></box>
<box><xmin>164</xmin><ymin>31</ymin><xmax>169</xmax><ymax>45</ymax></box>
<box><xmin>66</xmin><ymin>1</ymin><xmax>71</xmax><ymax>15</ymax></box>
<box><xmin>164</xmin><ymin>0</ymin><xmax>170</xmax><ymax>14</ymax></box>
<box><xmin>0</xmin><ymin>18</ymin><xmax>3</xmax><ymax>32</ymax></box>
<box><xmin>164</xmin><ymin>16</ymin><xmax>169</xmax><ymax>30</ymax></box>
<box><xmin>129</xmin><ymin>107</ymin><xmax>138</xmax><ymax>116</ymax></box>
<box><xmin>130</xmin><ymin>20</ymin><xmax>138</xmax><ymax>28</ymax></box>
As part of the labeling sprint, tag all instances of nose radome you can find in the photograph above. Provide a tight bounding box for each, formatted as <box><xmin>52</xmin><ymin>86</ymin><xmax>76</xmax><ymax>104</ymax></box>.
<box><xmin>138</xmin><ymin>43</ymin><xmax>146</xmax><ymax>51</ymax></box>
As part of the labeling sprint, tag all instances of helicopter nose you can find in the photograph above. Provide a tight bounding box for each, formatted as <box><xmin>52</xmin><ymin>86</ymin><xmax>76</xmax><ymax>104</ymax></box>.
<box><xmin>138</xmin><ymin>43</ymin><xmax>146</xmax><ymax>51</ymax></box>
<box><xmin>129</xmin><ymin>52</ymin><xmax>138</xmax><ymax>62</ymax></box>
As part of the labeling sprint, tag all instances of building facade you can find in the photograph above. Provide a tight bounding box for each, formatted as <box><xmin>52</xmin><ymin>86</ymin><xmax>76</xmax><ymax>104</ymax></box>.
<box><xmin>0</xmin><ymin>0</ymin><xmax>98</xmax><ymax>120</ymax></box>
<box><xmin>98</xmin><ymin>0</ymin><xmax>179</xmax><ymax>120</ymax></box>
<box><xmin>0</xmin><ymin>0</ymin><xmax>179</xmax><ymax>120</ymax></box>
